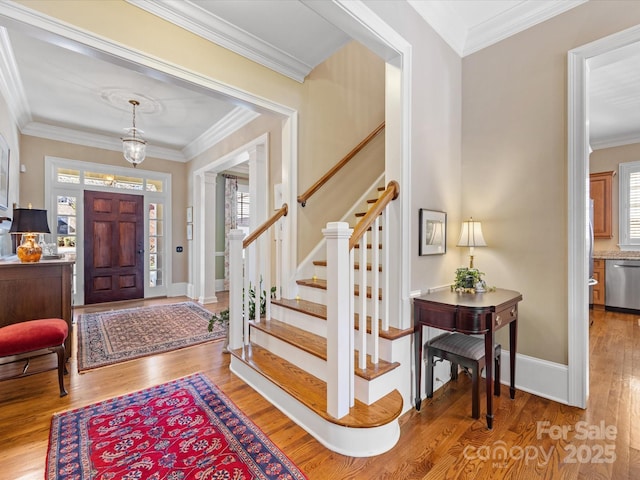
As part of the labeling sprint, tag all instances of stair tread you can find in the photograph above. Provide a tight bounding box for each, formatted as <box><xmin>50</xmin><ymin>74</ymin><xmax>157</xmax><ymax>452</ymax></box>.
<box><xmin>229</xmin><ymin>344</ymin><xmax>403</xmax><ymax>428</ymax></box>
<box><xmin>297</xmin><ymin>278</ymin><xmax>382</xmax><ymax>300</ymax></box>
<box><xmin>251</xmin><ymin>318</ymin><xmax>401</xmax><ymax>380</ymax></box>
<box><xmin>272</xmin><ymin>297</ymin><xmax>411</xmax><ymax>340</ymax></box>
<box><xmin>313</xmin><ymin>260</ymin><xmax>382</xmax><ymax>272</ymax></box>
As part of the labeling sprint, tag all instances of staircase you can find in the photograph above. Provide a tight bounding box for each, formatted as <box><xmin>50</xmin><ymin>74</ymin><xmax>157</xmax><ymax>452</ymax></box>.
<box><xmin>228</xmin><ymin>182</ymin><xmax>412</xmax><ymax>457</ymax></box>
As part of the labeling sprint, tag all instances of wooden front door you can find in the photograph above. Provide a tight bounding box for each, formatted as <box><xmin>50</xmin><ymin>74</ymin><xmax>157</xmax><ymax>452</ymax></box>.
<box><xmin>84</xmin><ymin>190</ymin><xmax>144</xmax><ymax>304</ymax></box>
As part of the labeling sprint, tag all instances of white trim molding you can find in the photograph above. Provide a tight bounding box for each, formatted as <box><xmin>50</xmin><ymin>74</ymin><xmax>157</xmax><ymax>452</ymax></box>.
<box><xmin>567</xmin><ymin>23</ymin><xmax>640</xmax><ymax>409</ymax></box>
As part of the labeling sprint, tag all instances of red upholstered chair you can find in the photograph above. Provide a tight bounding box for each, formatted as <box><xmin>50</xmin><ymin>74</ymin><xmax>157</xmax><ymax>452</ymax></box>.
<box><xmin>0</xmin><ymin>319</ymin><xmax>69</xmax><ymax>396</ymax></box>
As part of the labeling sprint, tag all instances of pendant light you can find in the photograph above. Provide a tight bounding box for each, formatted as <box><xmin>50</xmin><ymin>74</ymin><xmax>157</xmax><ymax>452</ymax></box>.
<box><xmin>121</xmin><ymin>99</ymin><xmax>146</xmax><ymax>167</ymax></box>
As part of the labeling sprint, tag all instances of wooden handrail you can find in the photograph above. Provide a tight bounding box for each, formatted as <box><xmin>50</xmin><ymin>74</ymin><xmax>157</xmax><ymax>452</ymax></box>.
<box><xmin>243</xmin><ymin>203</ymin><xmax>288</xmax><ymax>249</ymax></box>
<box><xmin>297</xmin><ymin>122</ymin><xmax>385</xmax><ymax>207</ymax></box>
<box><xmin>349</xmin><ymin>181</ymin><xmax>399</xmax><ymax>250</ymax></box>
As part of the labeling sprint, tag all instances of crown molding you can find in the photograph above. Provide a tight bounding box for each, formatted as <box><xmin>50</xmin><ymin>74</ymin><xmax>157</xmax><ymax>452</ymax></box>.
<box><xmin>22</xmin><ymin>121</ymin><xmax>187</xmax><ymax>162</ymax></box>
<box><xmin>183</xmin><ymin>107</ymin><xmax>260</xmax><ymax>160</ymax></box>
<box><xmin>408</xmin><ymin>0</ymin><xmax>587</xmax><ymax>57</ymax></box>
<box><xmin>127</xmin><ymin>0</ymin><xmax>310</xmax><ymax>83</ymax></box>
<box><xmin>406</xmin><ymin>0</ymin><xmax>466</xmax><ymax>56</ymax></box>
<box><xmin>590</xmin><ymin>131</ymin><xmax>640</xmax><ymax>151</ymax></box>
<box><xmin>464</xmin><ymin>0</ymin><xmax>588</xmax><ymax>56</ymax></box>
<box><xmin>0</xmin><ymin>27</ymin><xmax>31</xmax><ymax>128</ymax></box>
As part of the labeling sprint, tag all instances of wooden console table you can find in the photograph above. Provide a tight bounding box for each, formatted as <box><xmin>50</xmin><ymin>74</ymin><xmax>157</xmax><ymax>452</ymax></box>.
<box><xmin>414</xmin><ymin>288</ymin><xmax>522</xmax><ymax>429</ymax></box>
<box><xmin>0</xmin><ymin>259</ymin><xmax>74</xmax><ymax>361</ymax></box>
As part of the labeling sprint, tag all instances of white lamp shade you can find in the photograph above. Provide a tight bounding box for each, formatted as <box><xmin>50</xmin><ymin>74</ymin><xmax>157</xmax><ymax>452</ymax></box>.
<box><xmin>457</xmin><ymin>220</ymin><xmax>487</xmax><ymax>247</ymax></box>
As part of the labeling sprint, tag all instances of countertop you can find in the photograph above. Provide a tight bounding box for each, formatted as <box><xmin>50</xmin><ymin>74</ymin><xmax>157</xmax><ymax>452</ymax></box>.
<box><xmin>593</xmin><ymin>250</ymin><xmax>640</xmax><ymax>260</ymax></box>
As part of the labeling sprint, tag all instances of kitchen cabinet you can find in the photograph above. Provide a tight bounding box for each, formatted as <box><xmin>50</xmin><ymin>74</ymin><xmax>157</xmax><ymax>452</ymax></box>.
<box><xmin>590</xmin><ymin>171</ymin><xmax>615</xmax><ymax>239</ymax></box>
<box><xmin>592</xmin><ymin>259</ymin><xmax>605</xmax><ymax>307</ymax></box>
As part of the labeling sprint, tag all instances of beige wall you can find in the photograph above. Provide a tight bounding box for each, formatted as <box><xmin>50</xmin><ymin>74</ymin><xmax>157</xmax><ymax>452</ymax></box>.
<box><xmin>296</xmin><ymin>41</ymin><xmax>385</xmax><ymax>260</ymax></box>
<box><xmin>0</xmin><ymin>93</ymin><xmax>20</xmax><ymax>257</ymax></box>
<box><xmin>18</xmin><ymin>136</ymin><xmax>189</xmax><ymax>282</ymax></box>
<box><xmin>590</xmin><ymin>143</ymin><xmax>640</xmax><ymax>251</ymax></box>
<box><xmin>462</xmin><ymin>2</ymin><xmax>640</xmax><ymax>364</ymax></box>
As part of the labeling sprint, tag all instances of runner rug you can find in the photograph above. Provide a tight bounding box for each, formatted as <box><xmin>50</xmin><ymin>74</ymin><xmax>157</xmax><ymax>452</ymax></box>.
<box><xmin>77</xmin><ymin>302</ymin><xmax>226</xmax><ymax>372</ymax></box>
<box><xmin>46</xmin><ymin>373</ymin><xmax>308</xmax><ymax>479</ymax></box>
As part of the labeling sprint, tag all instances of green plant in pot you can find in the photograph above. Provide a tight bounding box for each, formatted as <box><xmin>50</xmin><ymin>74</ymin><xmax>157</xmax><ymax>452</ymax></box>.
<box><xmin>452</xmin><ymin>267</ymin><xmax>486</xmax><ymax>293</ymax></box>
<box><xmin>208</xmin><ymin>281</ymin><xmax>277</xmax><ymax>353</ymax></box>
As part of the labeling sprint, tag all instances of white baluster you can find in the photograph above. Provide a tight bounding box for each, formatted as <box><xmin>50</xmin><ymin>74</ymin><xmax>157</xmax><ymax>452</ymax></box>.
<box><xmin>372</xmin><ymin>215</ymin><xmax>380</xmax><ymax>363</ymax></box>
<box><xmin>359</xmin><ymin>233</ymin><xmax>367</xmax><ymax>370</ymax></box>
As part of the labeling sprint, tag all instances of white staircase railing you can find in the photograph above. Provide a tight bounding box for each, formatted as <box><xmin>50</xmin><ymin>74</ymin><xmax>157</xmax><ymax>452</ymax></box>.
<box><xmin>228</xmin><ymin>204</ymin><xmax>288</xmax><ymax>350</ymax></box>
<box><xmin>324</xmin><ymin>181</ymin><xmax>399</xmax><ymax>419</ymax></box>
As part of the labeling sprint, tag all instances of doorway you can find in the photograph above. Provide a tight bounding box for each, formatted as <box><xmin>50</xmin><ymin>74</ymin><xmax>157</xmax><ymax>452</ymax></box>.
<box><xmin>83</xmin><ymin>190</ymin><xmax>144</xmax><ymax>304</ymax></box>
<box><xmin>568</xmin><ymin>23</ymin><xmax>640</xmax><ymax>408</ymax></box>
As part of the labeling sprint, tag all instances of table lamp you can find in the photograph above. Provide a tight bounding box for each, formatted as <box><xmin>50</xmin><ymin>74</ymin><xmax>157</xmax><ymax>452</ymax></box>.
<box><xmin>9</xmin><ymin>207</ymin><xmax>51</xmax><ymax>262</ymax></box>
<box><xmin>456</xmin><ymin>217</ymin><xmax>487</xmax><ymax>269</ymax></box>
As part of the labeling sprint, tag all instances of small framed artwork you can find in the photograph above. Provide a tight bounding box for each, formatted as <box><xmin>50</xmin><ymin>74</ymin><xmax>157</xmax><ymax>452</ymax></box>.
<box><xmin>186</xmin><ymin>223</ymin><xmax>193</xmax><ymax>241</ymax></box>
<box><xmin>186</xmin><ymin>206</ymin><xmax>193</xmax><ymax>223</ymax></box>
<box><xmin>419</xmin><ymin>209</ymin><xmax>446</xmax><ymax>256</ymax></box>
<box><xmin>0</xmin><ymin>133</ymin><xmax>9</xmax><ymax>210</ymax></box>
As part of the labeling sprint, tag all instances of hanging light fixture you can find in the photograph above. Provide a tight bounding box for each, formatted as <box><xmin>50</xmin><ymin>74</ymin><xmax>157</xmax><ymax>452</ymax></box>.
<box><xmin>121</xmin><ymin>99</ymin><xmax>146</xmax><ymax>168</ymax></box>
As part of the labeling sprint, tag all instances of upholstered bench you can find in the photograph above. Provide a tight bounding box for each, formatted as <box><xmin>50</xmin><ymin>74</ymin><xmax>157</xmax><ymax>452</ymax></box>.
<box><xmin>425</xmin><ymin>332</ymin><xmax>500</xmax><ymax>424</ymax></box>
<box><xmin>0</xmin><ymin>319</ymin><xmax>69</xmax><ymax>397</ymax></box>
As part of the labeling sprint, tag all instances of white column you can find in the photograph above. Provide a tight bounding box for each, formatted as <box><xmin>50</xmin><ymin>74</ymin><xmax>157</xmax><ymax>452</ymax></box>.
<box><xmin>198</xmin><ymin>172</ymin><xmax>217</xmax><ymax>304</ymax></box>
<box><xmin>228</xmin><ymin>228</ymin><xmax>245</xmax><ymax>350</ymax></box>
<box><xmin>323</xmin><ymin>221</ymin><xmax>353</xmax><ymax>419</ymax></box>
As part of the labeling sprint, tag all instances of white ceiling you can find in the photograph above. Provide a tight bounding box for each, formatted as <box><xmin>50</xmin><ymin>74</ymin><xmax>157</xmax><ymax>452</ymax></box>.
<box><xmin>0</xmin><ymin>0</ymin><xmax>636</xmax><ymax>162</ymax></box>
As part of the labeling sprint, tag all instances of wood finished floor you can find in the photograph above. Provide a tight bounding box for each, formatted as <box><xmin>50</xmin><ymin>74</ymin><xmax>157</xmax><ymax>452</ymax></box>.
<box><xmin>0</xmin><ymin>298</ymin><xmax>638</xmax><ymax>479</ymax></box>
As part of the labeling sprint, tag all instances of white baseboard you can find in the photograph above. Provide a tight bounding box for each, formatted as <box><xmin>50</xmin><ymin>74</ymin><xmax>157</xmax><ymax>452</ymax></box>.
<box><xmin>168</xmin><ymin>282</ymin><xmax>188</xmax><ymax>297</ymax></box>
<box><xmin>499</xmin><ymin>350</ymin><xmax>569</xmax><ymax>404</ymax></box>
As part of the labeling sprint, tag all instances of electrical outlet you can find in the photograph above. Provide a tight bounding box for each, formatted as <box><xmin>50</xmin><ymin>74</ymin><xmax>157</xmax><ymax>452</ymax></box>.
<box><xmin>176</xmin><ymin>246</ymin><xmax>183</xmax><ymax>253</ymax></box>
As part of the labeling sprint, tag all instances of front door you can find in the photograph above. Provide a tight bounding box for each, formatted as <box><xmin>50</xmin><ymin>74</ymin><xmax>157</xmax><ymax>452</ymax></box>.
<box><xmin>84</xmin><ymin>190</ymin><xmax>144</xmax><ymax>304</ymax></box>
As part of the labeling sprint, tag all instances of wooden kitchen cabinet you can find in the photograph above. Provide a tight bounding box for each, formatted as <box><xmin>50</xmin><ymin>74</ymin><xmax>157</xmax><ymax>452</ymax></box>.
<box><xmin>590</xmin><ymin>171</ymin><xmax>615</xmax><ymax>239</ymax></box>
<box><xmin>592</xmin><ymin>259</ymin><xmax>605</xmax><ymax>307</ymax></box>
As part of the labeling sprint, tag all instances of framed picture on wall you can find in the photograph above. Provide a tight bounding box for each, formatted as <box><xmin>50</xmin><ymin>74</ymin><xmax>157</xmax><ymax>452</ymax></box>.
<box><xmin>419</xmin><ymin>209</ymin><xmax>446</xmax><ymax>256</ymax></box>
<box><xmin>0</xmin><ymin>133</ymin><xmax>9</xmax><ymax>210</ymax></box>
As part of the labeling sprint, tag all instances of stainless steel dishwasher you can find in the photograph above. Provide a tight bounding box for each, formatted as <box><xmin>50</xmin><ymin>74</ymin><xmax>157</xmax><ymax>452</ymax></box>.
<box><xmin>606</xmin><ymin>259</ymin><xmax>640</xmax><ymax>312</ymax></box>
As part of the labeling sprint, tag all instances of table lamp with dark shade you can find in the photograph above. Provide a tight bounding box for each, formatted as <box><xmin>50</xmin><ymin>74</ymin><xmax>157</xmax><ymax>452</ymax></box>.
<box><xmin>8</xmin><ymin>207</ymin><xmax>51</xmax><ymax>262</ymax></box>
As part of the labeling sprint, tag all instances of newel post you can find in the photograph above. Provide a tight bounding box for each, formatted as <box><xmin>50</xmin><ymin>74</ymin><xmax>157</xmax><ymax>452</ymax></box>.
<box><xmin>228</xmin><ymin>228</ymin><xmax>245</xmax><ymax>351</ymax></box>
<box><xmin>323</xmin><ymin>221</ymin><xmax>353</xmax><ymax>419</ymax></box>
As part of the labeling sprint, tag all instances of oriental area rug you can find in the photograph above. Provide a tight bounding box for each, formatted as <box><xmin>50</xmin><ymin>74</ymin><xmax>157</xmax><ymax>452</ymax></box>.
<box><xmin>46</xmin><ymin>373</ymin><xmax>308</xmax><ymax>480</ymax></box>
<box><xmin>77</xmin><ymin>302</ymin><xmax>226</xmax><ymax>372</ymax></box>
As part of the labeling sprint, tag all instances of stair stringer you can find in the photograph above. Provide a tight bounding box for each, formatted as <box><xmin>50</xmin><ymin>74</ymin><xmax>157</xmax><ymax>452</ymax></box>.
<box><xmin>230</xmin><ymin>356</ymin><xmax>401</xmax><ymax>457</ymax></box>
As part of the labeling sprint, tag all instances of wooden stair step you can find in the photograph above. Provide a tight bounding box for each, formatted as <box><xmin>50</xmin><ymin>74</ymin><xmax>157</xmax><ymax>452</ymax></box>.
<box><xmin>353</xmin><ymin>243</ymin><xmax>383</xmax><ymax>249</ymax></box>
<box><xmin>229</xmin><ymin>343</ymin><xmax>403</xmax><ymax>427</ymax></box>
<box><xmin>313</xmin><ymin>260</ymin><xmax>382</xmax><ymax>272</ymax></box>
<box><xmin>297</xmin><ymin>278</ymin><xmax>382</xmax><ymax>300</ymax></box>
<box><xmin>251</xmin><ymin>318</ymin><xmax>401</xmax><ymax>380</ymax></box>
<box><xmin>272</xmin><ymin>297</ymin><xmax>326</xmax><ymax>319</ymax></box>
<box><xmin>353</xmin><ymin>314</ymin><xmax>413</xmax><ymax>341</ymax></box>
<box><xmin>272</xmin><ymin>298</ymin><xmax>410</xmax><ymax>341</ymax></box>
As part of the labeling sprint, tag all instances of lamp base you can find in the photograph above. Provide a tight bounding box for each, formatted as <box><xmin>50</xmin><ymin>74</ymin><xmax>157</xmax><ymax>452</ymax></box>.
<box><xmin>16</xmin><ymin>234</ymin><xmax>42</xmax><ymax>263</ymax></box>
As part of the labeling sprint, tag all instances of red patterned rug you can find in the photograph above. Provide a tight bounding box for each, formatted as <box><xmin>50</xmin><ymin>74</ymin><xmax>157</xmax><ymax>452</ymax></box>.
<box><xmin>77</xmin><ymin>302</ymin><xmax>226</xmax><ymax>372</ymax></box>
<box><xmin>46</xmin><ymin>373</ymin><xmax>308</xmax><ymax>479</ymax></box>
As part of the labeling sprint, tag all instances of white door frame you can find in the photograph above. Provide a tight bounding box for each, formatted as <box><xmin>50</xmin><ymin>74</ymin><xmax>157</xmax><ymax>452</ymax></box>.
<box><xmin>567</xmin><ymin>23</ymin><xmax>640</xmax><ymax>408</ymax></box>
<box><xmin>192</xmin><ymin>133</ymin><xmax>269</xmax><ymax>303</ymax></box>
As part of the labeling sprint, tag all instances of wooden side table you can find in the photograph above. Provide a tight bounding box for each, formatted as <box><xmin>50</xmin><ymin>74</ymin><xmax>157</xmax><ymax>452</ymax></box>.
<box><xmin>414</xmin><ymin>288</ymin><xmax>522</xmax><ymax>429</ymax></box>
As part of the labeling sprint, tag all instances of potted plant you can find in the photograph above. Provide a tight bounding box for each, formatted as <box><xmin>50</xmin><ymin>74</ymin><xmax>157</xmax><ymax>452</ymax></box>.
<box><xmin>208</xmin><ymin>282</ymin><xmax>277</xmax><ymax>353</ymax></box>
<box><xmin>208</xmin><ymin>308</ymin><xmax>230</xmax><ymax>352</ymax></box>
<box><xmin>452</xmin><ymin>267</ymin><xmax>486</xmax><ymax>293</ymax></box>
